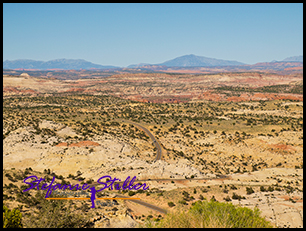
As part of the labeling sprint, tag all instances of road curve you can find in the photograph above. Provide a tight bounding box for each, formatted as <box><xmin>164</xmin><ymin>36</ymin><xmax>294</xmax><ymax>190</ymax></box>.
<box><xmin>114</xmin><ymin>194</ymin><xmax>167</xmax><ymax>214</ymax></box>
<box><xmin>122</xmin><ymin>120</ymin><xmax>162</xmax><ymax>161</ymax></box>
<box><xmin>109</xmin><ymin>121</ymin><xmax>229</xmax><ymax>215</ymax></box>
<box><xmin>114</xmin><ymin>176</ymin><xmax>229</xmax><ymax>214</ymax></box>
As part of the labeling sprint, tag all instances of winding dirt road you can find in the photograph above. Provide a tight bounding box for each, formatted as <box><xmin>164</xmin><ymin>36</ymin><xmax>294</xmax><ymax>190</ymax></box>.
<box><xmin>122</xmin><ymin>120</ymin><xmax>162</xmax><ymax>161</ymax></box>
<box><xmin>114</xmin><ymin>194</ymin><xmax>167</xmax><ymax>214</ymax></box>
<box><xmin>100</xmin><ymin>120</ymin><xmax>229</xmax><ymax>215</ymax></box>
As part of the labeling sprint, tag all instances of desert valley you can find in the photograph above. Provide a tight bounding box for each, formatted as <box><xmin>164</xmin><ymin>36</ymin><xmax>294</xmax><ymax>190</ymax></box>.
<box><xmin>3</xmin><ymin>61</ymin><xmax>303</xmax><ymax>227</ymax></box>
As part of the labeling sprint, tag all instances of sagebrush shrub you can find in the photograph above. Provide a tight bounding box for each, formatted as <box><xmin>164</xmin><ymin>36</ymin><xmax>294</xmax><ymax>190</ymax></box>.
<box><xmin>144</xmin><ymin>200</ymin><xmax>273</xmax><ymax>228</ymax></box>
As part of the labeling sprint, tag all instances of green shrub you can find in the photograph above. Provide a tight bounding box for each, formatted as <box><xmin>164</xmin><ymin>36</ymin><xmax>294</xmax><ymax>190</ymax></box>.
<box><xmin>232</xmin><ymin>193</ymin><xmax>245</xmax><ymax>200</ymax></box>
<box><xmin>199</xmin><ymin>194</ymin><xmax>205</xmax><ymax>200</ymax></box>
<box><xmin>3</xmin><ymin>205</ymin><xmax>23</xmax><ymax>228</ymax></box>
<box><xmin>168</xmin><ymin>202</ymin><xmax>175</xmax><ymax>207</ymax></box>
<box><xmin>144</xmin><ymin>200</ymin><xmax>273</xmax><ymax>228</ymax></box>
<box><xmin>22</xmin><ymin>192</ymin><xmax>92</xmax><ymax>228</ymax></box>
<box><xmin>246</xmin><ymin>187</ymin><xmax>255</xmax><ymax>195</ymax></box>
<box><xmin>128</xmin><ymin>191</ymin><xmax>136</xmax><ymax>196</ymax></box>
<box><xmin>267</xmin><ymin>186</ymin><xmax>274</xmax><ymax>192</ymax></box>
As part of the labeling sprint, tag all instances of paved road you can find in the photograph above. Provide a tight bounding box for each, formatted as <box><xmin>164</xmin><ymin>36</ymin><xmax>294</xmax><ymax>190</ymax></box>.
<box><xmin>123</xmin><ymin>120</ymin><xmax>162</xmax><ymax>161</ymax></box>
<box><xmin>108</xmin><ymin>120</ymin><xmax>228</xmax><ymax>215</ymax></box>
<box><xmin>114</xmin><ymin>194</ymin><xmax>167</xmax><ymax>214</ymax></box>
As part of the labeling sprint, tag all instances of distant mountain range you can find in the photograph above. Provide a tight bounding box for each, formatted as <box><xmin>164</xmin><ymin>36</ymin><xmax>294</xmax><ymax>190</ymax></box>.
<box><xmin>159</xmin><ymin>54</ymin><xmax>245</xmax><ymax>67</ymax></box>
<box><xmin>3</xmin><ymin>58</ymin><xmax>118</xmax><ymax>70</ymax></box>
<box><xmin>281</xmin><ymin>55</ymin><xmax>303</xmax><ymax>62</ymax></box>
<box><xmin>3</xmin><ymin>55</ymin><xmax>302</xmax><ymax>70</ymax></box>
<box><xmin>128</xmin><ymin>54</ymin><xmax>245</xmax><ymax>68</ymax></box>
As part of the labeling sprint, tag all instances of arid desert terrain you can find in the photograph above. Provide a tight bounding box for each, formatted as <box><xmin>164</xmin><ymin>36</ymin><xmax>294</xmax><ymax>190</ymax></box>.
<box><xmin>3</xmin><ymin>69</ymin><xmax>303</xmax><ymax>227</ymax></box>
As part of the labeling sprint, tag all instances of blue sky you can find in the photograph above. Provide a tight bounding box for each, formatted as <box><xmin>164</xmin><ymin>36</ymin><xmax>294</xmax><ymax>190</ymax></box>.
<box><xmin>3</xmin><ymin>3</ymin><xmax>303</xmax><ymax>67</ymax></box>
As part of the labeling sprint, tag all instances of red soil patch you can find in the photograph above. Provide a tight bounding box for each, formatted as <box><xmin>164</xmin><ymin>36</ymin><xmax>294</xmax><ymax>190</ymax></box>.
<box><xmin>56</xmin><ymin>141</ymin><xmax>100</xmax><ymax>147</ymax></box>
<box><xmin>284</xmin><ymin>67</ymin><xmax>303</xmax><ymax>71</ymax></box>
<box><xmin>279</xmin><ymin>195</ymin><xmax>290</xmax><ymax>201</ymax></box>
<box><xmin>55</xmin><ymin>142</ymin><xmax>68</xmax><ymax>147</ymax></box>
<box><xmin>23</xmin><ymin>89</ymin><xmax>37</xmax><ymax>94</ymax></box>
<box><xmin>3</xmin><ymin>86</ymin><xmax>37</xmax><ymax>94</ymax></box>
<box><xmin>274</xmin><ymin>94</ymin><xmax>303</xmax><ymax>101</ymax></box>
<box><xmin>3</xmin><ymin>86</ymin><xmax>20</xmax><ymax>93</ymax></box>
<box><xmin>226</xmin><ymin>96</ymin><xmax>245</xmax><ymax>102</ymax></box>
<box><xmin>68</xmin><ymin>141</ymin><xmax>100</xmax><ymax>147</ymax></box>
<box><xmin>278</xmin><ymin>195</ymin><xmax>303</xmax><ymax>203</ymax></box>
<box><xmin>270</xmin><ymin>143</ymin><xmax>296</xmax><ymax>152</ymax></box>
